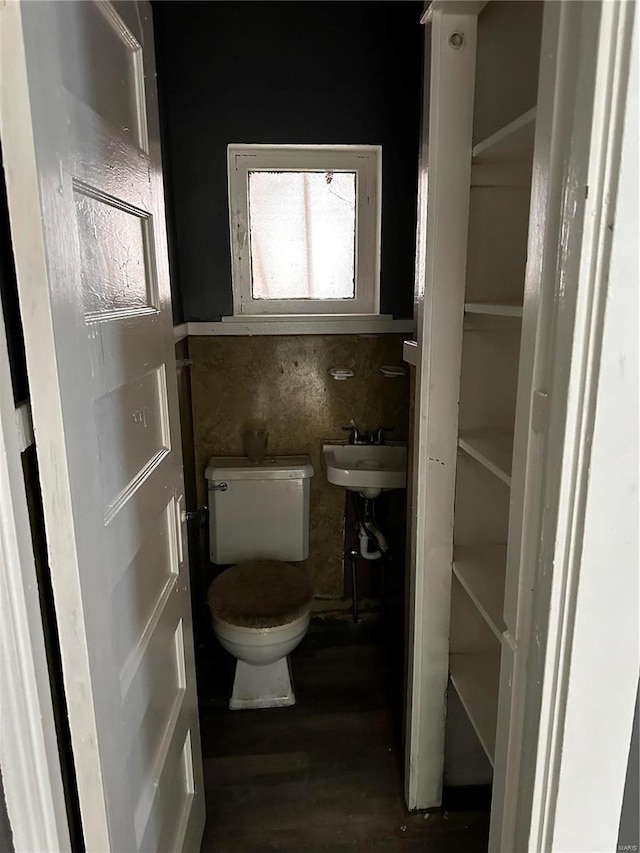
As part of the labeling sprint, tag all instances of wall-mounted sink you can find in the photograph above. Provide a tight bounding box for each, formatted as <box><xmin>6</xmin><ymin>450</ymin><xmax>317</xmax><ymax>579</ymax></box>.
<box><xmin>322</xmin><ymin>442</ymin><xmax>408</xmax><ymax>499</ymax></box>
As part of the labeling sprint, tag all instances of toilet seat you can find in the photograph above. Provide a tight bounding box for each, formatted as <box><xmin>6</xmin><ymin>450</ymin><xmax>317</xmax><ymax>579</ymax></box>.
<box><xmin>207</xmin><ymin>560</ymin><xmax>313</xmax><ymax>629</ymax></box>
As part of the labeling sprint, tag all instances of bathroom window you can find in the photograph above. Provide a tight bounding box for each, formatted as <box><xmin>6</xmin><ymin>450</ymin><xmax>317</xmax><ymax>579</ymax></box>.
<box><xmin>227</xmin><ymin>145</ymin><xmax>381</xmax><ymax>316</ymax></box>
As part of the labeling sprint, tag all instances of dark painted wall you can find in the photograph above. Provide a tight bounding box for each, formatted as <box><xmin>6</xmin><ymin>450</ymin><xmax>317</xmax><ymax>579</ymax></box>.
<box><xmin>153</xmin><ymin>1</ymin><xmax>423</xmax><ymax>322</ymax></box>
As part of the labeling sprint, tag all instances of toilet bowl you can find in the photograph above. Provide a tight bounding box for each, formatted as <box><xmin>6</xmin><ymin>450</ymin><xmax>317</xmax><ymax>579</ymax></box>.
<box><xmin>207</xmin><ymin>557</ymin><xmax>314</xmax><ymax>710</ymax></box>
<box><xmin>212</xmin><ymin>612</ymin><xmax>311</xmax><ymax>667</ymax></box>
<box><xmin>211</xmin><ymin>612</ymin><xmax>311</xmax><ymax>710</ymax></box>
<box><xmin>205</xmin><ymin>455</ymin><xmax>315</xmax><ymax>710</ymax></box>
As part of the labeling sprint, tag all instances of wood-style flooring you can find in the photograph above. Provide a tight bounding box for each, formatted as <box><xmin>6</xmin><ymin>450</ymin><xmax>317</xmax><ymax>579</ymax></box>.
<box><xmin>196</xmin><ymin>615</ymin><xmax>490</xmax><ymax>851</ymax></box>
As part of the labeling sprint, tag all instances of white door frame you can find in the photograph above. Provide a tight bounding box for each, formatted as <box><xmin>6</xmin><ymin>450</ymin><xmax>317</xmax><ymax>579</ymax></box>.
<box><xmin>0</xmin><ymin>290</ymin><xmax>71</xmax><ymax>848</ymax></box>
<box><xmin>512</xmin><ymin>2</ymin><xmax>639</xmax><ymax>850</ymax></box>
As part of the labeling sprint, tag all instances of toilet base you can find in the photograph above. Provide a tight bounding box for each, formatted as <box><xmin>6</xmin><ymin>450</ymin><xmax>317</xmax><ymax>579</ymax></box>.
<box><xmin>229</xmin><ymin>656</ymin><xmax>296</xmax><ymax>710</ymax></box>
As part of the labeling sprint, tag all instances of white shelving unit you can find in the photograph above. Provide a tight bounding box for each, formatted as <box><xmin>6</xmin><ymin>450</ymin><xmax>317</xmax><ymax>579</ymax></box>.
<box><xmin>458</xmin><ymin>431</ymin><xmax>514</xmax><ymax>486</ymax></box>
<box><xmin>464</xmin><ymin>301</ymin><xmax>523</xmax><ymax>318</ymax></box>
<box><xmin>442</xmin><ymin>0</ymin><xmax>544</xmax><ymax>806</ymax></box>
<box><xmin>471</xmin><ymin>107</ymin><xmax>537</xmax><ymax>163</ymax></box>
<box><xmin>453</xmin><ymin>545</ymin><xmax>507</xmax><ymax>641</ymax></box>
<box><xmin>450</xmin><ymin>651</ymin><xmax>501</xmax><ymax>765</ymax></box>
<box><xmin>411</xmin><ymin>2</ymin><xmax>638</xmax><ymax>849</ymax></box>
<box><xmin>407</xmin><ymin>0</ymin><xmax>551</xmax><ymax>838</ymax></box>
<box><xmin>471</xmin><ymin>107</ymin><xmax>537</xmax><ymax>188</ymax></box>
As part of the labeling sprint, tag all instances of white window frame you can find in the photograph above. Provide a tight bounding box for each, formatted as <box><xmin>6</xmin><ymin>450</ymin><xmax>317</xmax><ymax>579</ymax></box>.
<box><xmin>227</xmin><ymin>144</ymin><xmax>382</xmax><ymax>316</ymax></box>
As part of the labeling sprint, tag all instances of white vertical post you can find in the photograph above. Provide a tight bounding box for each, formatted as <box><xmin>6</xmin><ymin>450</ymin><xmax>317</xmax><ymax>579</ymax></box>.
<box><xmin>405</xmin><ymin>7</ymin><xmax>476</xmax><ymax>810</ymax></box>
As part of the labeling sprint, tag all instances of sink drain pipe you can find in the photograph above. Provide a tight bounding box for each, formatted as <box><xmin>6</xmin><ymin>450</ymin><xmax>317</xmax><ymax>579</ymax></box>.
<box><xmin>349</xmin><ymin>491</ymin><xmax>391</xmax><ymax>624</ymax></box>
<box><xmin>358</xmin><ymin>519</ymin><xmax>388</xmax><ymax>560</ymax></box>
<box><xmin>352</xmin><ymin>491</ymin><xmax>389</xmax><ymax>560</ymax></box>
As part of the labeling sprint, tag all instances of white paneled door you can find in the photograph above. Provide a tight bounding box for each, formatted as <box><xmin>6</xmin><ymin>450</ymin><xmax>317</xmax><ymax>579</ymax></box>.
<box><xmin>0</xmin><ymin>2</ymin><xmax>204</xmax><ymax>850</ymax></box>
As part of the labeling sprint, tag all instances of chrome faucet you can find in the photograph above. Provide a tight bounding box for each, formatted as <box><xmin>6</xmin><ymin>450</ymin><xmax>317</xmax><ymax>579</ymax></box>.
<box><xmin>373</xmin><ymin>427</ymin><xmax>392</xmax><ymax>445</ymax></box>
<box><xmin>342</xmin><ymin>422</ymin><xmax>392</xmax><ymax>445</ymax></box>
<box><xmin>342</xmin><ymin>420</ymin><xmax>368</xmax><ymax>445</ymax></box>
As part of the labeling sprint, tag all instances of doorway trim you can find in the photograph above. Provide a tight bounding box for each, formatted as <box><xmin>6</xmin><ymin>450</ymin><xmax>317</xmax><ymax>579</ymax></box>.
<box><xmin>513</xmin><ymin>2</ymin><xmax>639</xmax><ymax>849</ymax></box>
<box><xmin>0</xmin><ymin>299</ymin><xmax>71</xmax><ymax>849</ymax></box>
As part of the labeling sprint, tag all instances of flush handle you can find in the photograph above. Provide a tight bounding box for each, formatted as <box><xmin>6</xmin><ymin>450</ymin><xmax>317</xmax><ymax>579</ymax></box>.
<box><xmin>211</xmin><ymin>482</ymin><xmax>228</xmax><ymax>492</ymax></box>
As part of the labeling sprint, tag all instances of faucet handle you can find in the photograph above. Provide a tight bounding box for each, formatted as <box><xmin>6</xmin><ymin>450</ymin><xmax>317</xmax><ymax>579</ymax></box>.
<box><xmin>374</xmin><ymin>427</ymin><xmax>392</xmax><ymax>445</ymax></box>
<box><xmin>342</xmin><ymin>424</ymin><xmax>361</xmax><ymax>444</ymax></box>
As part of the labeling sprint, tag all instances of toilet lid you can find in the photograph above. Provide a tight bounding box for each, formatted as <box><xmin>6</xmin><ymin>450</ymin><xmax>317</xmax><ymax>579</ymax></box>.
<box><xmin>207</xmin><ymin>560</ymin><xmax>314</xmax><ymax>629</ymax></box>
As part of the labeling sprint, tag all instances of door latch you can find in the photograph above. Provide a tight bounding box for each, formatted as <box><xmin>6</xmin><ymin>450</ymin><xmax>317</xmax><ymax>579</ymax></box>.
<box><xmin>180</xmin><ymin>506</ymin><xmax>209</xmax><ymax>528</ymax></box>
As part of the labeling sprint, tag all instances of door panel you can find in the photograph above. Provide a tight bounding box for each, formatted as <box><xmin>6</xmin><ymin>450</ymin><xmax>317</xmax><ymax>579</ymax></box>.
<box><xmin>95</xmin><ymin>365</ymin><xmax>171</xmax><ymax>519</ymax></box>
<box><xmin>0</xmin><ymin>2</ymin><xmax>204</xmax><ymax>850</ymax></box>
<box><xmin>58</xmin><ymin>2</ymin><xmax>148</xmax><ymax>151</ymax></box>
<box><xmin>75</xmin><ymin>188</ymin><xmax>156</xmax><ymax>319</ymax></box>
<box><xmin>112</xmin><ymin>504</ymin><xmax>178</xmax><ymax>665</ymax></box>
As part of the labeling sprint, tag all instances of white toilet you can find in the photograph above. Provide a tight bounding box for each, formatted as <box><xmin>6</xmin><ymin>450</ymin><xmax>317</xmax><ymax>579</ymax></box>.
<box><xmin>205</xmin><ymin>456</ymin><xmax>314</xmax><ymax>710</ymax></box>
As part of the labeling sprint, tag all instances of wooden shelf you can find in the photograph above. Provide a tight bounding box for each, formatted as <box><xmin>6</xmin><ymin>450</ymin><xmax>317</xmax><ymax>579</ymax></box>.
<box><xmin>464</xmin><ymin>301</ymin><xmax>523</xmax><ymax>318</ymax></box>
<box><xmin>472</xmin><ymin>108</ymin><xmax>537</xmax><ymax>164</ymax></box>
<box><xmin>453</xmin><ymin>545</ymin><xmax>507</xmax><ymax>641</ymax></box>
<box><xmin>459</xmin><ymin>431</ymin><xmax>513</xmax><ymax>486</ymax></box>
<box><xmin>450</xmin><ymin>651</ymin><xmax>501</xmax><ymax>766</ymax></box>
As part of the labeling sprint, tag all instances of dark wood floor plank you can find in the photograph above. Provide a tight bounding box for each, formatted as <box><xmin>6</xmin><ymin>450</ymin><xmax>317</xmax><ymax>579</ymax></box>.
<box><xmin>198</xmin><ymin>618</ymin><xmax>489</xmax><ymax>852</ymax></box>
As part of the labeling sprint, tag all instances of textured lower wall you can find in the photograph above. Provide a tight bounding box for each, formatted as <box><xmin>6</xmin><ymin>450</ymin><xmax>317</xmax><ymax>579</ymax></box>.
<box><xmin>189</xmin><ymin>334</ymin><xmax>410</xmax><ymax>599</ymax></box>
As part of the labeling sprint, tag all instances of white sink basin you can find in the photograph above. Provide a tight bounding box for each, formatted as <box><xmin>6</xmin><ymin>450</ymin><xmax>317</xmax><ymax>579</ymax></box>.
<box><xmin>323</xmin><ymin>442</ymin><xmax>408</xmax><ymax>499</ymax></box>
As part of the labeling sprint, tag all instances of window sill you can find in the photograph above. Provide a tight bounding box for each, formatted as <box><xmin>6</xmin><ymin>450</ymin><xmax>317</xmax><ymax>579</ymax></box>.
<box><xmin>174</xmin><ymin>314</ymin><xmax>414</xmax><ymax>339</ymax></box>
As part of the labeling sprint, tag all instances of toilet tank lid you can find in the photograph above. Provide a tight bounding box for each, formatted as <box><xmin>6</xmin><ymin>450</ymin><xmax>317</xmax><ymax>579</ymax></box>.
<box><xmin>205</xmin><ymin>455</ymin><xmax>314</xmax><ymax>482</ymax></box>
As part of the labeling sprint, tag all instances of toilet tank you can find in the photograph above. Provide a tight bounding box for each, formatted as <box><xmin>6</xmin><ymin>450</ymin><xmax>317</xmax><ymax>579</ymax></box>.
<box><xmin>205</xmin><ymin>456</ymin><xmax>314</xmax><ymax>564</ymax></box>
